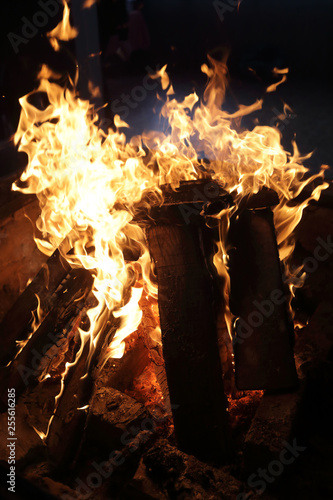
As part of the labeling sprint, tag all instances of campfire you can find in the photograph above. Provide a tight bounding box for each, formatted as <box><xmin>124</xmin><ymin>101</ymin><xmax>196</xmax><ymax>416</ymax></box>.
<box><xmin>1</xmin><ymin>2</ymin><xmax>332</xmax><ymax>499</ymax></box>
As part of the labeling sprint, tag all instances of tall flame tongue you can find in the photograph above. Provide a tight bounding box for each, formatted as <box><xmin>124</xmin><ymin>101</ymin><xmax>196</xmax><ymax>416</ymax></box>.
<box><xmin>12</xmin><ymin>3</ymin><xmax>328</xmax><ymax>423</ymax></box>
<box><xmin>47</xmin><ymin>0</ymin><xmax>78</xmax><ymax>52</ymax></box>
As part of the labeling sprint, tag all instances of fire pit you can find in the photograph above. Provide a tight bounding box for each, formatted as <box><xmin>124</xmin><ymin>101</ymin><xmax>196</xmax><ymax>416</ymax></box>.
<box><xmin>1</xmin><ymin>3</ymin><xmax>333</xmax><ymax>500</ymax></box>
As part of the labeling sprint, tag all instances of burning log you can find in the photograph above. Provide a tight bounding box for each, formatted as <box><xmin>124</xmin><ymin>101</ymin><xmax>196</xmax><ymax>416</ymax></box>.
<box><xmin>228</xmin><ymin>207</ymin><xmax>298</xmax><ymax>390</ymax></box>
<box><xmin>0</xmin><ymin>268</ymin><xmax>93</xmax><ymax>409</ymax></box>
<box><xmin>106</xmin><ymin>337</ymin><xmax>150</xmax><ymax>394</ymax></box>
<box><xmin>236</xmin><ymin>186</ymin><xmax>279</xmax><ymax>211</ymax></box>
<box><xmin>46</xmin><ymin>312</ymin><xmax>118</xmax><ymax>472</ymax></box>
<box><xmin>146</xmin><ymin>183</ymin><xmax>231</xmax><ymax>463</ymax></box>
<box><xmin>0</xmin><ymin>248</ymin><xmax>71</xmax><ymax>367</ymax></box>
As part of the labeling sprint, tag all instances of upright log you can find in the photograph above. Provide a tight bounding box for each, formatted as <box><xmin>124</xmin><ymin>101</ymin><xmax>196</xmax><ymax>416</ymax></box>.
<box><xmin>146</xmin><ymin>206</ymin><xmax>230</xmax><ymax>463</ymax></box>
<box><xmin>228</xmin><ymin>208</ymin><xmax>298</xmax><ymax>390</ymax></box>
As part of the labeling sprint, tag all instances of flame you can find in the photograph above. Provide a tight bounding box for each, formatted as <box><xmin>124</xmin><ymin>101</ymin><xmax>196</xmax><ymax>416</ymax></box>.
<box><xmin>266</xmin><ymin>68</ymin><xmax>288</xmax><ymax>93</ymax></box>
<box><xmin>32</xmin><ymin>426</ymin><xmax>47</xmax><ymax>441</ymax></box>
<box><xmin>12</xmin><ymin>4</ymin><xmax>329</xmax><ymax>409</ymax></box>
<box><xmin>47</xmin><ymin>1</ymin><xmax>78</xmax><ymax>52</ymax></box>
<box><xmin>82</xmin><ymin>0</ymin><xmax>98</xmax><ymax>8</ymax></box>
<box><xmin>77</xmin><ymin>404</ymin><xmax>89</xmax><ymax>410</ymax></box>
<box><xmin>88</xmin><ymin>81</ymin><xmax>102</xmax><ymax>99</ymax></box>
<box><xmin>8</xmin><ymin>294</ymin><xmax>44</xmax><ymax>366</ymax></box>
<box><xmin>109</xmin><ymin>286</ymin><xmax>143</xmax><ymax>358</ymax></box>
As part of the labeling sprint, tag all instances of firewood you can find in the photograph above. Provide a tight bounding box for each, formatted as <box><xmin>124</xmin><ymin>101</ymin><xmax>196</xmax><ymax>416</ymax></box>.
<box><xmin>46</xmin><ymin>313</ymin><xmax>118</xmax><ymax>472</ymax></box>
<box><xmin>237</xmin><ymin>186</ymin><xmax>279</xmax><ymax>210</ymax></box>
<box><xmin>0</xmin><ymin>268</ymin><xmax>93</xmax><ymax>409</ymax></box>
<box><xmin>0</xmin><ymin>248</ymin><xmax>71</xmax><ymax>367</ymax></box>
<box><xmin>159</xmin><ymin>179</ymin><xmax>231</xmax><ymax>206</ymax></box>
<box><xmin>106</xmin><ymin>336</ymin><xmax>150</xmax><ymax>393</ymax></box>
<box><xmin>228</xmin><ymin>208</ymin><xmax>298</xmax><ymax>390</ymax></box>
<box><xmin>141</xmin><ymin>439</ymin><xmax>242</xmax><ymax>500</ymax></box>
<box><xmin>146</xmin><ymin>205</ymin><xmax>231</xmax><ymax>463</ymax></box>
<box><xmin>84</xmin><ymin>386</ymin><xmax>148</xmax><ymax>451</ymax></box>
<box><xmin>136</xmin><ymin>180</ymin><xmax>278</xmax><ymax>229</ymax></box>
<box><xmin>159</xmin><ymin>181</ymin><xmax>278</xmax><ymax>210</ymax></box>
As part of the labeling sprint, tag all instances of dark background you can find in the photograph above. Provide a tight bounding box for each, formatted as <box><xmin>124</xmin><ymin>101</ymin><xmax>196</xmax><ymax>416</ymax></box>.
<box><xmin>1</xmin><ymin>0</ymin><xmax>333</xmax><ymax>177</ymax></box>
<box><xmin>143</xmin><ymin>0</ymin><xmax>333</xmax><ymax>78</ymax></box>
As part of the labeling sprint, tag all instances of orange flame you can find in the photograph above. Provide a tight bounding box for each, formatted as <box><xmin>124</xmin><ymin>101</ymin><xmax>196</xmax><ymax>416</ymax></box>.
<box><xmin>47</xmin><ymin>0</ymin><xmax>78</xmax><ymax>52</ymax></box>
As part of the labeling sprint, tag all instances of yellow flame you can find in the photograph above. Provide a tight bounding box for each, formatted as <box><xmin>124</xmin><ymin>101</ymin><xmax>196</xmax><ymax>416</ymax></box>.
<box><xmin>266</xmin><ymin>74</ymin><xmax>288</xmax><ymax>94</ymax></box>
<box><xmin>32</xmin><ymin>426</ymin><xmax>47</xmax><ymax>442</ymax></box>
<box><xmin>11</xmin><ymin>294</ymin><xmax>44</xmax><ymax>364</ymax></box>
<box><xmin>77</xmin><ymin>404</ymin><xmax>89</xmax><ymax>410</ymax></box>
<box><xmin>110</xmin><ymin>286</ymin><xmax>143</xmax><ymax>358</ymax></box>
<box><xmin>47</xmin><ymin>0</ymin><xmax>78</xmax><ymax>51</ymax></box>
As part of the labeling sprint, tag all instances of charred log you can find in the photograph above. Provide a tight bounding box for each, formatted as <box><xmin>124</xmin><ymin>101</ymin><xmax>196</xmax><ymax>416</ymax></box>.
<box><xmin>0</xmin><ymin>249</ymin><xmax>71</xmax><ymax>367</ymax></box>
<box><xmin>146</xmin><ymin>207</ymin><xmax>231</xmax><ymax>463</ymax></box>
<box><xmin>228</xmin><ymin>208</ymin><xmax>298</xmax><ymax>390</ymax></box>
<box><xmin>0</xmin><ymin>268</ymin><xmax>93</xmax><ymax>409</ymax></box>
<box><xmin>46</xmin><ymin>313</ymin><xmax>118</xmax><ymax>472</ymax></box>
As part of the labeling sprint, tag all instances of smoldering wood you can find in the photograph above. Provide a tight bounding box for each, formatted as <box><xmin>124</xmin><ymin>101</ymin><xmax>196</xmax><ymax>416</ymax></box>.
<box><xmin>228</xmin><ymin>207</ymin><xmax>298</xmax><ymax>390</ymax></box>
<box><xmin>0</xmin><ymin>268</ymin><xmax>93</xmax><ymax>409</ymax></box>
<box><xmin>151</xmin><ymin>360</ymin><xmax>171</xmax><ymax>415</ymax></box>
<box><xmin>106</xmin><ymin>336</ymin><xmax>150</xmax><ymax>393</ymax></box>
<box><xmin>139</xmin><ymin>439</ymin><xmax>243</xmax><ymax>500</ymax></box>
<box><xmin>244</xmin><ymin>387</ymin><xmax>304</xmax><ymax>475</ymax></box>
<box><xmin>102</xmin><ymin>331</ymin><xmax>172</xmax><ymax>415</ymax></box>
<box><xmin>216</xmin><ymin>308</ymin><xmax>236</xmax><ymax>397</ymax></box>
<box><xmin>146</xmin><ymin>206</ymin><xmax>230</xmax><ymax>463</ymax></box>
<box><xmin>0</xmin><ymin>249</ymin><xmax>71</xmax><ymax>367</ymax></box>
<box><xmin>85</xmin><ymin>385</ymin><xmax>148</xmax><ymax>451</ymax></box>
